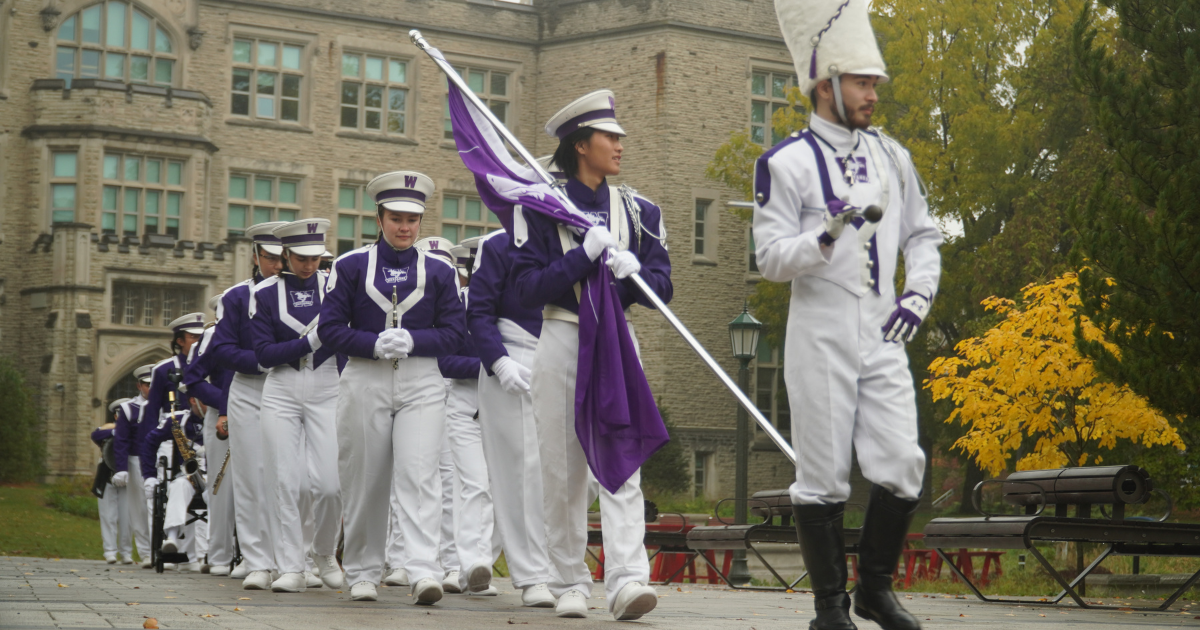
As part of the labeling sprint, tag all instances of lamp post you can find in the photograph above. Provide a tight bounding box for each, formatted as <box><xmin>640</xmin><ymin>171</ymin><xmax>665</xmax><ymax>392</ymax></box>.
<box><xmin>727</xmin><ymin>302</ymin><xmax>762</xmax><ymax>586</ymax></box>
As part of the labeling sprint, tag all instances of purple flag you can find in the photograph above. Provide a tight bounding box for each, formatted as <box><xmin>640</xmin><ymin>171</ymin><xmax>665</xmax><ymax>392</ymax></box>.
<box><xmin>445</xmin><ymin>78</ymin><xmax>668</xmax><ymax>493</ymax></box>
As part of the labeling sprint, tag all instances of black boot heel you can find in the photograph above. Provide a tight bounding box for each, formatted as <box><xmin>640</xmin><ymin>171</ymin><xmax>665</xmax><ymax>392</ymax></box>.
<box><xmin>852</xmin><ymin>485</ymin><xmax>922</xmax><ymax>630</ymax></box>
<box><xmin>793</xmin><ymin>503</ymin><xmax>858</xmax><ymax>630</ymax></box>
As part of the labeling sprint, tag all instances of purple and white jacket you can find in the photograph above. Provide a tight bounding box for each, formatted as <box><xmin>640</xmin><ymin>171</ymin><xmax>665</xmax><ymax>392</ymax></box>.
<box><xmin>466</xmin><ymin>230</ymin><xmax>542</xmax><ymax>376</ymax></box>
<box><xmin>252</xmin><ymin>271</ymin><xmax>337</xmax><ymax>370</ymax></box>
<box><xmin>210</xmin><ymin>275</ymin><xmax>268</xmax><ymax>376</ymax></box>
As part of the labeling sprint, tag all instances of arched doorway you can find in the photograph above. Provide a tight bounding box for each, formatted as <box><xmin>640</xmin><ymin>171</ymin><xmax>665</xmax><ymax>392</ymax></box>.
<box><xmin>104</xmin><ymin>373</ymin><xmax>141</xmax><ymax>418</ymax></box>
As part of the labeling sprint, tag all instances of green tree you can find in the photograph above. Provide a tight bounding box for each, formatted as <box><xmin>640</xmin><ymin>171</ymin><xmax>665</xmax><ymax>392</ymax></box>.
<box><xmin>1070</xmin><ymin>0</ymin><xmax>1200</xmax><ymax>418</ymax></box>
<box><xmin>0</xmin><ymin>356</ymin><xmax>46</xmax><ymax>482</ymax></box>
<box><xmin>640</xmin><ymin>401</ymin><xmax>691</xmax><ymax>496</ymax></box>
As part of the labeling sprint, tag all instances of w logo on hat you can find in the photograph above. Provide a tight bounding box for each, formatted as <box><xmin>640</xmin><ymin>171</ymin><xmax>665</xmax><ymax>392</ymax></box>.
<box><xmin>307</xmin><ymin>223</ymin><xmax>319</xmax><ymax>234</ymax></box>
<box><xmin>405</xmin><ymin>175</ymin><xmax>418</xmax><ymax>188</ymax></box>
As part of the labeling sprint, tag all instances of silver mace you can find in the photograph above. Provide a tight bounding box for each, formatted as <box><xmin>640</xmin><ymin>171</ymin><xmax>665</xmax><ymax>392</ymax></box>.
<box><xmin>410</xmin><ymin>29</ymin><xmax>795</xmax><ymax>464</ymax></box>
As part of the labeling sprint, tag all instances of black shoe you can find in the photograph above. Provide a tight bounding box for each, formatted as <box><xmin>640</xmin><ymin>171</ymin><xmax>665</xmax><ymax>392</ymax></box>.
<box><xmin>852</xmin><ymin>485</ymin><xmax>921</xmax><ymax>630</ymax></box>
<box><xmin>793</xmin><ymin>503</ymin><xmax>858</xmax><ymax>630</ymax></box>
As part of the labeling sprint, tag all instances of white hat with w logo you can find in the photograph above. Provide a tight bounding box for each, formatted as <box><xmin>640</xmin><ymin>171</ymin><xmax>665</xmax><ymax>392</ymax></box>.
<box><xmin>366</xmin><ymin>171</ymin><xmax>436</xmax><ymax>215</ymax></box>
<box><xmin>274</xmin><ymin>218</ymin><xmax>331</xmax><ymax>256</ymax></box>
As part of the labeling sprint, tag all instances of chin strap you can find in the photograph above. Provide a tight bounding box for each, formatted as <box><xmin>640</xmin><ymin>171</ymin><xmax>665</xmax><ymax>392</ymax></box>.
<box><xmin>832</xmin><ymin>74</ymin><xmax>849</xmax><ymax>126</ymax></box>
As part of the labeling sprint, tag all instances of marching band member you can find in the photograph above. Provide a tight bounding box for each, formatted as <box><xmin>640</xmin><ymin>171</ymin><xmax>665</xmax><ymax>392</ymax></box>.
<box><xmin>416</xmin><ymin>236</ymin><xmax>495</xmax><ymax>596</ymax></box>
<box><xmin>94</xmin><ymin>405</ymin><xmax>130</xmax><ymax>564</ymax></box>
<box><xmin>183</xmin><ymin>294</ymin><xmax>236</xmax><ymax>576</ymax></box>
<box><xmin>511</xmin><ymin>90</ymin><xmax>672</xmax><ymax>620</ymax></box>
<box><xmin>211</xmin><ymin>221</ymin><xmax>287</xmax><ymax>588</ymax></box>
<box><xmin>251</xmin><ymin>218</ymin><xmax>344</xmax><ymax>593</ymax></box>
<box><xmin>111</xmin><ymin>364</ymin><xmax>154</xmax><ymax>567</ymax></box>
<box><xmin>320</xmin><ymin>171</ymin><xmax>466</xmax><ymax>604</ymax></box>
<box><xmin>756</xmin><ymin>2</ymin><xmax>943</xmax><ymax>628</ymax></box>
<box><xmin>138</xmin><ymin>313</ymin><xmax>207</xmax><ymax>571</ymax></box>
<box><xmin>466</xmin><ymin>229</ymin><xmax>556</xmax><ymax>608</ymax></box>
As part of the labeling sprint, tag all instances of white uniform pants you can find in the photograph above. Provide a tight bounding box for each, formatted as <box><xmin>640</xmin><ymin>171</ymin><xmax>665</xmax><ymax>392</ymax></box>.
<box><xmin>785</xmin><ymin>278</ymin><xmax>925</xmax><ymax>505</ymax></box>
<box><xmin>437</xmin><ymin>437</ymin><xmax>459</xmax><ymax>574</ymax></box>
<box><xmin>125</xmin><ymin>455</ymin><xmax>152</xmax><ymax>560</ymax></box>
<box><xmin>99</xmin><ymin>482</ymin><xmax>131</xmax><ymax>559</ymax></box>
<box><xmin>228</xmin><ymin>373</ymin><xmax>276</xmax><ymax>571</ymax></box>
<box><xmin>440</xmin><ymin>378</ymin><xmax>494</xmax><ymax>590</ymax></box>
<box><xmin>533</xmin><ymin>318</ymin><xmax>650</xmax><ymax>608</ymax></box>
<box><xmin>338</xmin><ymin>356</ymin><xmax>445</xmax><ymax>587</ymax></box>
<box><xmin>478</xmin><ymin>321</ymin><xmax>552</xmax><ymax>588</ymax></box>
<box><xmin>203</xmin><ymin>406</ymin><xmax>235</xmax><ymax>566</ymax></box>
<box><xmin>262</xmin><ymin>362</ymin><xmax>341</xmax><ymax>574</ymax></box>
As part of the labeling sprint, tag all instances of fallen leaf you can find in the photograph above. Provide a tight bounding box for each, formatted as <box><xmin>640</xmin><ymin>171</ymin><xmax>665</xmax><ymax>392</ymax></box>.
<box><xmin>959</xmin><ymin>614</ymin><xmax>969</xmax><ymax>617</ymax></box>
<box><xmin>164</xmin><ymin>596</ymin><xmax>176</xmax><ymax>599</ymax></box>
<box><xmin>57</xmin><ymin>584</ymin><xmax>68</xmax><ymax>588</ymax></box>
<box><xmin>233</xmin><ymin>607</ymin><xmax>243</xmax><ymax>611</ymax></box>
<box><xmin>238</xmin><ymin>597</ymin><xmax>251</xmax><ymax>600</ymax></box>
<box><xmin>126</xmin><ymin>603</ymin><xmax>139</xmax><ymax>606</ymax></box>
<box><xmin>1039</xmin><ymin>614</ymin><xmax>1046</xmax><ymax>617</ymax></box>
<box><xmin>201</xmin><ymin>614</ymin><xmax>215</xmax><ymax>618</ymax></box>
<box><xmin>143</xmin><ymin>619</ymin><xmax>159</xmax><ymax>629</ymax></box>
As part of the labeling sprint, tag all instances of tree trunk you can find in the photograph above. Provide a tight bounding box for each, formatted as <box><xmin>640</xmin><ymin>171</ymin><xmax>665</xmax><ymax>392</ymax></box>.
<box><xmin>958</xmin><ymin>456</ymin><xmax>985</xmax><ymax>514</ymax></box>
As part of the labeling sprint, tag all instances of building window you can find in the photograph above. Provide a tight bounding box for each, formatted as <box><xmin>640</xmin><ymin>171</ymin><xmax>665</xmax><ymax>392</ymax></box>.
<box><xmin>55</xmin><ymin>1</ymin><xmax>176</xmax><ymax>88</ymax></box>
<box><xmin>50</xmin><ymin>151</ymin><xmax>78</xmax><ymax>223</ymax></box>
<box><xmin>336</xmin><ymin>183</ymin><xmax>379</xmax><ymax>254</ymax></box>
<box><xmin>102</xmin><ymin>154</ymin><xmax>185</xmax><ymax>237</ymax></box>
<box><xmin>694</xmin><ymin>451</ymin><xmax>716</xmax><ymax>499</ymax></box>
<box><xmin>340</xmin><ymin>53</ymin><xmax>410</xmax><ymax>135</ymax></box>
<box><xmin>444</xmin><ymin>67</ymin><xmax>509</xmax><ymax>140</ymax></box>
<box><xmin>750</xmin><ymin>71</ymin><xmax>798</xmax><ymax>146</ymax></box>
<box><xmin>231</xmin><ymin>38</ymin><xmax>303</xmax><ymax>122</ymax></box>
<box><xmin>754</xmin><ymin>342</ymin><xmax>790</xmax><ymax>438</ymax></box>
<box><xmin>694</xmin><ymin>199</ymin><xmax>712</xmax><ymax>258</ymax></box>
<box><xmin>441</xmin><ymin>195</ymin><xmax>501</xmax><ymax>243</ymax></box>
<box><xmin>110</xmin><ymin>282</ymin><xmax>202</xmax><ymax>327</ymax></box>
<box><xmin>227</xmin><ymin>174</ymin><xmax>300</xmax><ymax>236</ymax></box>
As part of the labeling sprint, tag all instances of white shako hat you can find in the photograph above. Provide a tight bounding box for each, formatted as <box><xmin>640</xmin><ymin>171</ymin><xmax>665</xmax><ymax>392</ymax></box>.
<box><xmin>169</xmin><ymin>313</ymin><xmax>205</xmax><ymax>336</ymax></box>
<box><xmin>274</xmin><ymin>218</ymin><xmax>331</xmax><ymax>257</ymax></box>
<box><xmin>545</xmin><ymin>90</ymin><xmax>626</xmax><ymax>139</ymax></box>
<box><xmin>206</xmin><ymin>293</ymin><xmax>223</xmax><ymax>312</ymax></box>
<box><xmin>776</xmin><ymin>0</ymin><xmax>888</xmax><ymax>100</ymax></box>
<box><xmin>133</xmin><ymin>364</ymin><xmax>154</xmax><ymax>382</ymax></box>
<box><xmin>414</xmin><ymin>236</ymin><xmax>455</xmax><ymax>266</ymax></box>
<box><xmin>321</xmin><ymin>249</ymin><xmax>335</xmax><ymax>260</ymax></box>
<box><xmin>108</xmin><ymin>397</ymin><xmax>129</xmax><ymax>413</ymax></box>
<box><xmin>367</xmin><ymin>171</ymin><xmax>435</xmax><ymax>215</ymax></box>
<box><xmin>450</xmin><ymin>234</ymin><xmax>485</xmax><ymax>269</ymax></box>
<box><xmin>245</xmin><ymin>221</ymin><xmax>288</xmax><ymax>256</ymax></box>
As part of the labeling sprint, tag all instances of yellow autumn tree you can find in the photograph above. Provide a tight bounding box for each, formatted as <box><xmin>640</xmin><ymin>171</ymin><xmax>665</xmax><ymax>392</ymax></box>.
<box><xmin>926</xmin><ymin>273</ymin><xmax>1182</xmax><ymax>476</ymax></box>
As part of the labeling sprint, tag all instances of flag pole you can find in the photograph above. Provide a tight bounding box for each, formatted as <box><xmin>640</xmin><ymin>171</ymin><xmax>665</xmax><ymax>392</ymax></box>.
<box><xmin>410</xmin><ymin>29</ymin><xmax>796</xmax><ymax>464</ymax></box>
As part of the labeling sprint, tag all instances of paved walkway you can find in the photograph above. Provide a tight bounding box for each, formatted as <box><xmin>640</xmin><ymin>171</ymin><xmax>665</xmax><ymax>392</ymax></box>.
<box><xmin>2</xmin><ymin>557</ymin><xmax>1197</xmax><ymax>629</ymax></box>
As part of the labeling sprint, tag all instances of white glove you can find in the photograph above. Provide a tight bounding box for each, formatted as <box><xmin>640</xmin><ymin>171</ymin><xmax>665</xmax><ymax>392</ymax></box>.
<box><xmin>582</xmin><ymin>226</ymin><xmax>617</xmax><ymax>260</ymax></box>
<box><xmin>606</xmin><ymin>250</ymin><xmax>642</xmax><ymax>279</ymax></box>
<box><xmin>374</xmin><ymin>330</ymin><xmax>408</xmax><ymax>361</ymax></box>
<box><xmin>818</xmin><ymin>199</ymin><xmax>857</xmax><ymax>246</ymax></box>
<box><xmin>492</xmin><ymin>356</ymin><xmax>532</xmax><ymax>395</ymax></box>
<box><xmin>142</xmin><ymin>477</ymin><xmax>159</xmax><ymax>502</ymax></box>
<box><xmin>306</xmin><ymin>328</ymin><xmax>322</xmax><ymax>352</ymax></box>
<box><xmin>392</xmin><ymin>329</ymin><xmax>414</xmax><ymax>355</ymax></box>
<box><xmin>111</xmin><ymin>471</ymin><xmax>128</xmax><ymax>487</ymax></box>
<box><xmin>193</xmin><ymin>444</ymin><xmax>205</xmax><ymax>459</ymax></box>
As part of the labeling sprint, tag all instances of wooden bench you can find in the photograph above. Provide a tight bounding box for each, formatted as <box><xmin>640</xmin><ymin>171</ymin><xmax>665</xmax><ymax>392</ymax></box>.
<box><xmin>586</xmin><ymin>501</ymin><xmax>727</xmax><ymax>584</ymax></box>
<box><xmin>684</xmin><ymin>489</ymin><xmax>863</xmax><ymax>590</ymax></box>
<box><xmin>923</xmin><ymin>465</ymin><xmax>1200</xmax><ymax>611</ymax></box>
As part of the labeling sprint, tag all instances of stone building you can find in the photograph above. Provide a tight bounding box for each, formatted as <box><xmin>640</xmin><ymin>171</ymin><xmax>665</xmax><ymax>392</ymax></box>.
<box><xmin>0</xmin><ymin>0</ymin><xmax>829</xmax><ymax>498</ymax></box>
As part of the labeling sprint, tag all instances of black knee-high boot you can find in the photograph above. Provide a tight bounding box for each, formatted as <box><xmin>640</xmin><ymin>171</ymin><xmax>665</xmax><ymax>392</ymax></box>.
<box><xmin>793</xmin><ymin>503</ymin><xmax>857</xmax><ymax>630</ymax></box>
<box><xmin>853</xmin><ymin>485</ymin><xmax>921</xmax><ymax>630</ymax></box>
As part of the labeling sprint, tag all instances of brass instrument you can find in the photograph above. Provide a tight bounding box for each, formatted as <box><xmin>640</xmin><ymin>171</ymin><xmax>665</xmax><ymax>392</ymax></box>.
<box><xmin>391</xmin><ymin>286</ymin><xmax>400</xmax><ymax>369</ymax></box>
<box><xmin>211</xmin><ymin>449</ymin><xmax>231</xmax><ymax>495</ymax></box>
<box><xmin>167</xmin><ymin>370</ymin><xmax>206</xmax><ymax>493</ymax></box>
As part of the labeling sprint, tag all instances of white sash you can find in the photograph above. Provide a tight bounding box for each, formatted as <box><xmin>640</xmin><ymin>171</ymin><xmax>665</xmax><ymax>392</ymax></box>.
<box><xmin>365</xmin><ymin>243</ymin><xmax>427</xmax><ymax>327</ymax></box>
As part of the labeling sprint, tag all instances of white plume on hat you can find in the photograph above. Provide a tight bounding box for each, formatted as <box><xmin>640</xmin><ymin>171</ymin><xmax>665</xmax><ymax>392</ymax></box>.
<box><xmin>776</xmin><ymin>0</ymin><xmax>889</xmax><ymax>97</ymax></box>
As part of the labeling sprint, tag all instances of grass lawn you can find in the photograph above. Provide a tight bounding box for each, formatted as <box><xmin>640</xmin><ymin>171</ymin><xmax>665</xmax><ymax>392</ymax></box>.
<box><xmin>0</xmin><ymin>484</ymin><xmax>111</xmax><ymax>560</ymax></box>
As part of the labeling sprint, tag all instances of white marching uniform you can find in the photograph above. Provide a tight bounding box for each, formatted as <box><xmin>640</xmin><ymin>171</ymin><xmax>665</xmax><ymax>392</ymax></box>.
<box><xmin>201</xmin><ymin>404</ymin><xmax>235</xmax><ymax>566</ymax></box>
<box><xmin>119</xmin><ymin>395</ymin><xmax>153</xmax><ymax>560</ymax></box>
<box><xmin>439</xmin><ymin>376</ymin><xmax>495</xmax><ymax>590</ymax></box>
<box><xmin>252</xmin><ymin>272</ymin><xmax>342</xmax><ymax>576</ymax></box>
<box><xmin>753</xmin><ymin>114</ymin><xmax>943</xmax><ymax>504</ymax></box>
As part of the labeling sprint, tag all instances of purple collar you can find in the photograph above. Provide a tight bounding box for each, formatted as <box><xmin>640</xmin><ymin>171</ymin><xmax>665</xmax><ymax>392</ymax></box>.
<box><xmin>565</xmin><ymin>177</ymin><xmax>609</xmax><ymax>206</ymax></box>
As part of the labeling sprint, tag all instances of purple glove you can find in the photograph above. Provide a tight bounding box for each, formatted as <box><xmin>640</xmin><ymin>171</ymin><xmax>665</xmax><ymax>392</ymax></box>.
<box><xmin>882</xmin><ymin>291</ymin><xmax>931</xmax><ymax>343</ymax></box>
<box><xmin>818</xmin><ymin>200</ymin><xmax>856</xmax><ymax>246</ymax></box>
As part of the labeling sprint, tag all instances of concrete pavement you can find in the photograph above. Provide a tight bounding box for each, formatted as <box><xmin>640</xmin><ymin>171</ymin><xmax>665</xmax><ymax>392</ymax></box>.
<box><xmin>3</xmin><ymin>556</ymin><xmax>1198</xmax><ymax>629</ymax></box>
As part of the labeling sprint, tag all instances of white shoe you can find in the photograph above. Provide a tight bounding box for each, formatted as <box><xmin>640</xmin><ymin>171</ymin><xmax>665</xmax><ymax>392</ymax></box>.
<box><xmin>611</xmin><ymin>582</ymin><xmax>657</xmax><ymax>621</ymax></box>
<box><xmin>271</xmin><ymin>572</ymin><xmax>306</xmax><ymax>593</ymax></box>
<box><xmin>522</xmin><ymin>583</ymin><xmax>556</xmax><ymax>608</ymax></box>
<box><xmin>162</xmin><ymin>563</ymin><xmax>177</xmax><ymax>571</ymax></box>
<box><xmin>243</xmin><ymin>570</ymin><xmax>272</xmax><ymax>590</ymax></box>
<box><xmin>230</xmin><ymin>562</ymin><xmax>249</xmax><ymax>579</ymax></box>
<box><xmin>104</xmin><ymin>553</ymin><xmax>117</xmax><ymax>564</ymax></box>
<box><xmin>465</xmin><ymin>562</ymin><xmax>493</xmax><ymax>593</ymax></box>
<box><xmin>304</xmin><ymin>571</ymin><xmax>322</xmax><ymax>588</ymax></box>
<box><xmin>209</xmin><ymin>564</ymin><xmax>231</xmax><ymax>576</ymax></box>
<box><xmin>412</xmin><ymin>577</ymin><xmax>443</xmax><ymax>605</ymax></box>
<box><xmin>120</xmin><ymin>555</ymin><xmax>134</xmax><ymax>565</ymax></box>
<box><xmin>177</xmin><ymin>562</ymin><xmax>202</xmax><ymax>573</ymax></box>
<box><xmin>441</xmin><ymin>570</ymin><xmax>462</xmax><ymax>594</ymax></box>
<box><xmin>315</xmin><ymin>555</ymin><xmax>344</xmax><ymax>589</ymax></box>
<box><xmin>383</xmin><ymin>568</ymin><xmax>409</xmax><ymax>587</ymax></box>
<box><xmin>350</xmin><ymin>581</ymin><xmax>378</xmax><ymax>601</ymax></box>
<box><xmin>140</xmin><ymin>560</ymin><xmax>153</xmax><ymax>569</ymax></box>
<box><xmin>467</xmin><ymin>585</ymin><xmax>499</xmax><ymax>596</ymax></box>
<box><xmin>160</xmin><ymin>539</ymin><xmax>179</xmax><ymax>554</ymax></box>
<box><xmin>556</xmin><ymin>589</ymin><xmax>589</xmax><ymax>618</ymax></box>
